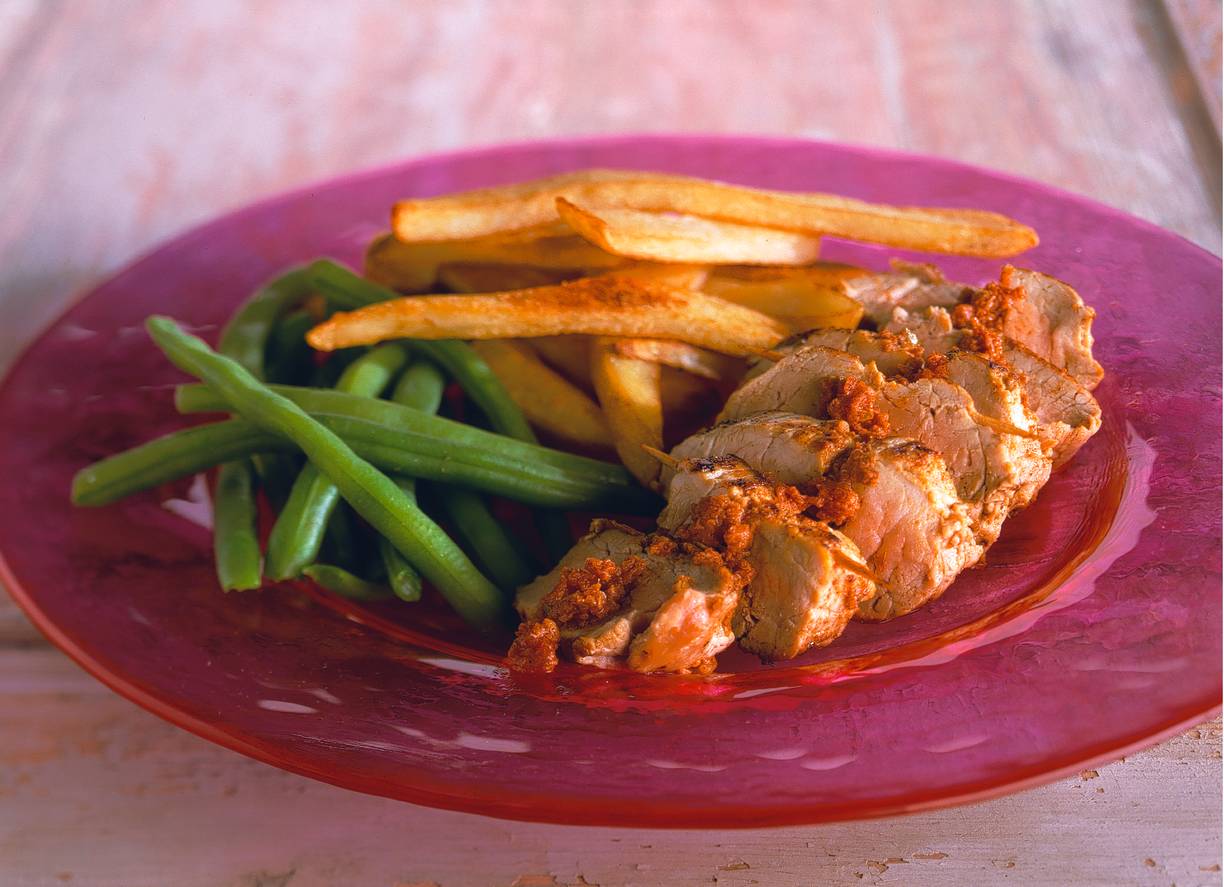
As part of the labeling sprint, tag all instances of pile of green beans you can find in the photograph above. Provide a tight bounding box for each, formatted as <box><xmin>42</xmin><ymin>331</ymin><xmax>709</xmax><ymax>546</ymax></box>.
<box><xmin>265</xmin><ymin>344</ymin><xmax>409</xmax><ymax>581</ymax></box>
<box><xmin>212</xmin><ymin>267</ymin><xmax>313</xmax><ymax>591</ymax></box>
<box><xmin>69</xmin><ymin>265</ymin><xmax>657</xmax><ymax>634</ymax></box>
<box><xmin>145</xmin><ymin>317</ymin><xmax>510</xmax><ymax>632</ymax></box>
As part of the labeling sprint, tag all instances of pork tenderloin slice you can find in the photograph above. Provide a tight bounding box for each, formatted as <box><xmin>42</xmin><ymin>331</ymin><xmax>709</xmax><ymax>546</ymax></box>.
<box><xmin>884</xmin><ymin>308</ymin><xmax>1101</xmax><ymax>467</ymax></box>
<box><xmin>719</xmin><ymin>345</ymin><xmax>884</xmax><ymax>423</ymax></box>
<box><xmin>838</xmin><ymin>440</ymin><xmax>983</xmax><ymax>619</ymax></box>
<box><xmin>721</xmin><ymin>344</ymin><xmax>1051</xmax><ymax>544</ymax></box>
<box><xmin>844</xmin><ymin>265</ymin><xmax>971</xmax><ymax>327</ymax></box>
<box><xmin>657</xmin><ymin>457</ymin><xmax>874</xmax><ymax>658</ymax></box>
<box><xmin>876</xmin><ymin>376</ymin><xmax>1051</xmax><ymax>543</ymax></box>
<box><xmin>515</xmin><ymin>519</ymin><xmax>742</xmax><ymax>673</ymax></box>
<box><xmin>883</xmin><ymin>305</ymin><xmax>966</xmax><ymax>354</ymax></box>
<box><xmin>1000</xmin><ymin>340</ymin><xmax>1102</xmax><ymax>468</ymax></box>
<box><xmin>761</xmin><ymin>327</ymin><xmax>925</xmax><ymax>379</ymax></box>
<box><xmin>665</xmin><ymin>411</ymin><xmax>857</xmax><ymax>491</ymax></box>
<box><xmin>664</xmin><ymin>416</ymin><xmax>981</xmax><ymax>621</ymax></box>
<box><xmin>999</xmin><ymin>266</ymin><xmax>1103</xmax><ymax>390</ymax></box>
<box><xmin>843</xmin><ymin>263</ymin><xmax>1102</xmax><ymax>389</ymax></box>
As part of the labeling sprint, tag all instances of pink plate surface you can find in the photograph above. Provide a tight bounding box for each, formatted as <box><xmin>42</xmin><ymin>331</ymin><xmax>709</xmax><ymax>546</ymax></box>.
<box><xmin>0</xmin><ymin>135</ymin><xmax>1219</xmax><ymax>827</ymax></box>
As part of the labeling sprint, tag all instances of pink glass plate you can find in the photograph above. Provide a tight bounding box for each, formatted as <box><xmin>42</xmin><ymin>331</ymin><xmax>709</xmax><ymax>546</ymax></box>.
<box><xmin>0</xmin><ymin>136</ymin><xmax>1219</xmax><ymax>828</ymax></box>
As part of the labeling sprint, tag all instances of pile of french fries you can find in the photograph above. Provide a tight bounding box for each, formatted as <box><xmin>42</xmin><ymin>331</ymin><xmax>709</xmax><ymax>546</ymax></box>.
<box><xmin>307</xmin><ymin>170</ymin><xmax>1037</xmax><ymax>490</ymax></box>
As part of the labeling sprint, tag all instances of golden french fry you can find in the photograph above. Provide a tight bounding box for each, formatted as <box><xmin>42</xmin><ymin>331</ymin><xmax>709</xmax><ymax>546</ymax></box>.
<box><xmin>391</xmin><ymin>169</ymin><xmax>1038</xmax><ymax>257</ymax></box>
<box><xmin>712</xmin><ymin>262</ymin><xmax>865</xmax><ymax>286</ymax></box>
<box><xmin>392</xmin><ymin>170</ymin><xmax>637</xmax><ymax>240</ymax></box>
<box><xmin>595</xmin><ymin>262</ymin><xmax>711</xmax><ymax>289</ymax></box>
<box><xmin>556</xmin><ymin>197</ymin><xmax>823</xmax><ymax>265</ymax></box>
<box><xmin>437</xmin><ymin>263</ymin><xmax>576</xmax><ymax>293</ymax></box>
<box><xmin>524</xmin><ymin>336</ymin><xmax>593</xmax><ymax>389</ymax></box>
<box><xmin>306</xmin><ymin>275</ymin><xmax>789</xmax><ymax>356</ymax></box>
<box><xmin>469</xmin><ymin>341</ymin><xmax>611</xmax><ymax>448</ymax></box>
<box><xmin>364</xmin><ymin>229</ymin><xmax>626</xmax><ymax>293</ymax></box>
<box><xmin>610</xmin><ymin>338</ymin><xmax>744</xmax><ymax>382</ymax></box>
<box><xmin>702</xmin><ymin>265</ymin><xmax>865</xmax><ymax>332</ymax></box>
<box><xmin>591</xmin><ymin>338</ymin><xmax>664</xmax><ymax>489</ymax></box>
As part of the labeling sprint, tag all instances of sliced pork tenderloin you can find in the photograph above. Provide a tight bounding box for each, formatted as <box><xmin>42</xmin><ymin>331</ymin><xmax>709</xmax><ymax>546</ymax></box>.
<box><xmin>840</xmin><ymin>262</ymin><xmax>1102</xmax><ymax>388</ymax></box>
<box><xmin>881</xmin><ymin>308</ymin><xmax>1102</xmax><ymax>467</ymax></box>
<box><xmin>512</xmin><ymin>519</ymin><xmax>745</xmax><ymax>673</ymax></box>
<box><xmin>843</xmin><ymin>261</ymin><xmax>972</xmax><ymax>327</ymax></box>
<box><xmin>994</xmin><ymin>266</ymin><xmax>1103</xmax><ymax>389</ymax></box>
<box><xmin>720</xmin><ymin>345</ymin><xmax>1052</xmax><ymax>544</ymax></box>
<box><xmin>657</xmin><ymin>456</ymin><xmax>874</xmax><ymax>657</ymax></box>
<box><xmin>666</xmin><ymin>414</ymin><xmax>982</xmax><ymax>620</ymax></box>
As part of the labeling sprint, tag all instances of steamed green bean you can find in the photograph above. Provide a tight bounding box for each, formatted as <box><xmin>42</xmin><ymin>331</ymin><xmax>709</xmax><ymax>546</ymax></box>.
<box><xmin>73</xmin><ymin>410</ymin><xmax>652</xmax><ymax>512</ymax></box>
<box><xmin>212</xmin><ymin>460</ymin><xmax>262</xmax><ymax>591</ymax></box>
<box><xmin>265</xmin><ymin>344</ymin><xmax>408</xmax><ymax>580</ymax></box>
<box><xmin>302</xmin><ymin>564</ymin><xmax>393</xmax><ymax>601</ymax></box>
<box><xmin>145</xmin><ymin>317</ymin><xmax>508</xmax><ymax>632</ymax></box>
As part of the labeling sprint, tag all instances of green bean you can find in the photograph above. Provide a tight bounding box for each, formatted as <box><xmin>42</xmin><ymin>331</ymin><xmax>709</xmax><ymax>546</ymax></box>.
<box><xmin>212</xmin><ymin>460</ymin><xmax>262</xmax><ymax>591</ymax></box>
<box><xmin>391</xmin><ymin>361</ymin><xmax>535</xmax><ymax>590</ymax></box>
<box><xmin>174</xmin><ymin>384</ymin><xmax>648</xmax><ymax>500</ymax></box>
<box><xmin>74</xmin><ymin>411</ymin><xmax>654</xmax><ymax>512</ymax></box>
<box><xmin>144</xmin><ymin>317</ymin><xmax>508</xmax><ymax>632</ymax></box>
<box><xmin>302</xmin><ymin>564</ymin><xmax>393</xmax><ymax>601</ymax></box>
<box><xmin>378</xmin><ymin>535</ymin><xmax>421</xmax><ymax>602</ymax></box>
<box><xmin>219</xmin><ymin>267</ymin><xmax>313</xmax><ymax>378</ymax></box>
<box><xmin>436</xmin><ymin>490</ymin><xmax>535</xmax><ymax>591</ymax></box>
<box><xmin>211</xmin><ymin>268</ymin><xmax>313</xmax><ymax>593</ymax></box>
<box><xmin>265</xmin><ymin>311</ymin><xmax>317</xmax><ymax>385</ymax></box>
<box><xmin>391</xmin><ymin>361</ymin><xmax>446</xmax><ymax>414</ymax></box>
<box><xmin>257</xmin><ymin>310</ymin><xmax>320</xmax><ymax>512</ymax></box>
<box><xmin>265</xmin><ymin>344</ymin><xmax>409</xmax><ymax>580</ymax></box>
<box><xmin>378</xmin><ymin>360</ymin><xmax>449</xmax><ymax>603</ymax></box>
<box><xmin>305</xmin><ymin>260</ymin><xmax>534</xmax><ymax>440</ymax></box>
<box><xmin>322</xmin><ymin>503</ymin><xmax>359</xmax><ymax>569</ymax></box>
<box><xmin>332</xmin><ymin>343</ymin><xmax>410</xmax><ymax>397</ymax></box>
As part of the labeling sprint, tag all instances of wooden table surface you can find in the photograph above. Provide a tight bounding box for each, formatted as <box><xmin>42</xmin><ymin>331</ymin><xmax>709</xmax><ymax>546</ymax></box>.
<box><xmin>1</xmin><ymin>2</ymin><xmax>1220</xmax><ymax>885</ymax></box>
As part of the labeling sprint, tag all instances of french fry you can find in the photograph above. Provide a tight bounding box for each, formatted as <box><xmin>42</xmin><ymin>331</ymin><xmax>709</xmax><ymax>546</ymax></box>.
<box><xmin>470</xmin><ymin>341</ymin><xmax>611</xmax><ymax>448</ymax></box>
<box><xmin>610</xmin><ymin>338</ymin><xmax>744</xmax><ymax>382</ymax></box>
<box><xmin>306</xmin><ymin>275</ymin><xmax>790</xmax><ymax>356</ymax></box>
<box><xmin>437</xmin><ymin>263</ymin><xmax>576</xmax><ymax>293</ymax></box>
<box><xmin>364</xmin><ymin>229</ymin><xmax>626</xmax><ymax>293</ymax></box>
<box><xmin>556</xmin><ymin>197</ymin><xmax>823</xmax><ymax>265</ymax></box>
<box><xmin>392</xmin><ymin>170</ymin><xmax>635</xmax><ymax>240</ymax></box>
<box><xmin>591</xmin><ymin>338</ymin><xmax>664</xmax><ymax>489</ymax></box>
<box><xmin>702</xmin><ymin>265</ymin><xmax>864</xmax><ymax>332</ymax></box>
<box><xmin>391</xmin><ymin>169</ymin><xmax>1038</xmax><ymax>257</ymax></box>
<box><xmin>596</xmin><ymin>262</ymin><xmax>711</xmax><ymax>289</ymax></box>
<box><xmin>525</xmin><ymin>336</ymin><xmax>593</xmax><ymax>389</ymax></box>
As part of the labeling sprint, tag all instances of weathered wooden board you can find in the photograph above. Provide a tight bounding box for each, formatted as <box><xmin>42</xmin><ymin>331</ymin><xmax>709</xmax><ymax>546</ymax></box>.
<box><xmin>0</xmin><ymin>2</ymin><xmax>1218</xmax><ymax>885</ymax></box>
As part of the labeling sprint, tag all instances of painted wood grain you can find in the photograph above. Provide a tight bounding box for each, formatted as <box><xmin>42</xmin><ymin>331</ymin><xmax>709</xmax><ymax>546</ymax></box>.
<box><xmin>0</xmin><ymin>1</ymin><xmax>1219</xmax><ymax>885</ymax></box>
<box><xmin>0</xmin><ymin>649</ymin><xmax>1218</xmax><ymax>887</ymax></box>
<box><xmin>1165</xmin><ymin>0</ymin><xmax>1223</xmax><ymax>133</ymax></box>
<box><xmin>0</xmin><ymin>0</ymin><xmax>1218</xmax><ymax>373</ymax></box>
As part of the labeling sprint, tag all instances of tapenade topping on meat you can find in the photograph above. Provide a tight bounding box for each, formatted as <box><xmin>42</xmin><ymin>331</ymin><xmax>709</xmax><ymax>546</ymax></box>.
<box><xmin>540</xmin><ymin>556</ymin><xmax>647</xmax><ymax>628</ymax></box>
<box><xmin>677</xmin><ymin>479</ymin><xmax>812</xmax><ymax>563</ymax></box>
<box><xmin>801</xmin><ymin>476</ymin><xmax>861</xmax><ymax>526</ymax></box>
<box><xmin>951</xmin><ymin>280</ymin><xmax>1024</xmax><ymax>363</ymax></box>
<box><xmin>506</xmin><ymin>617</ymin><xmax>561</xmax><ymax>674</ymax></box>
<box><xmin>918</xmin><ymin>352</ymin><xmax>951</xmax><ymax>380</ymax></box>
<box><xmin>827</xmin><ymin>377</ymin><xmax>890</xmax><ymax>437</ymax></box>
